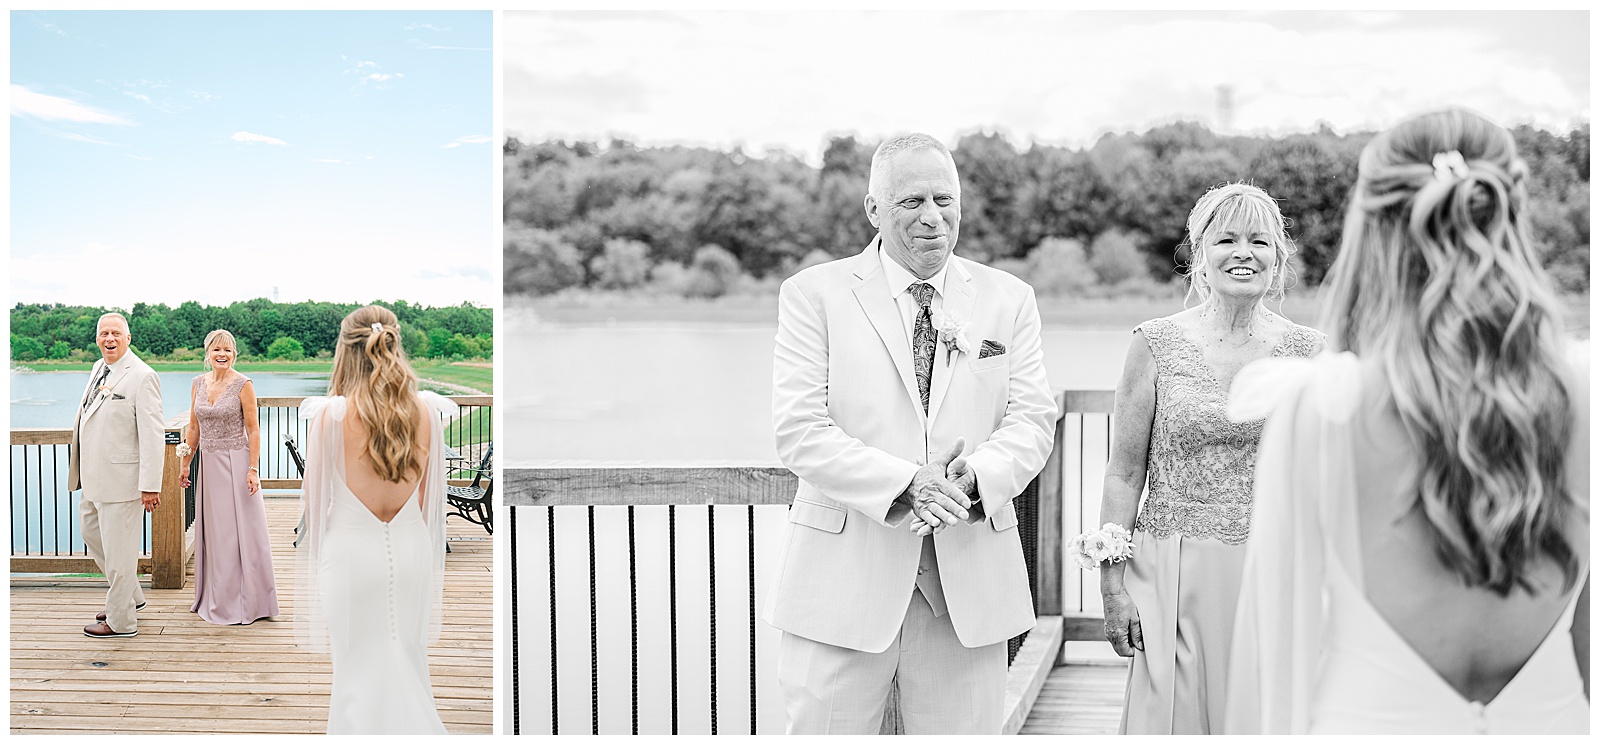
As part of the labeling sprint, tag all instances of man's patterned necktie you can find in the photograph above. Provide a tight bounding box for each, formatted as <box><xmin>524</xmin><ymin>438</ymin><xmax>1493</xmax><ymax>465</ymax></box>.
<box><xmin>83</xmin><ymin>363</ymin><xmax>111</xmax><ymax>411</ymax></box>
<box><xmin>911</xmin><ymin>282</ymin><xmax>936</xmax><ymax>414</ymax></box>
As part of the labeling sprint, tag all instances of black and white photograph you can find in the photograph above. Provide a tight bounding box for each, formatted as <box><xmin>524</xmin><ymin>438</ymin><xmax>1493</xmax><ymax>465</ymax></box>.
<box><xmin>501</xmin><ymin>9</ymin><xmax>1589</xmax><ymax>736</ymax></box>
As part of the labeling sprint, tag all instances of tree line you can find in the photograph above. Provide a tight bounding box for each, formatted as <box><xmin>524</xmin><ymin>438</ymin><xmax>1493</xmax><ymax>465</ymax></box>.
<box><xmin>10</xmin><ymin>299</ymin><xmax>493</xmax><ymax>363</ymax></box>
<box><xmin>504</xmin><ymin>121</ymin><xmax>1589</xmax><ymax>299</ymax></box>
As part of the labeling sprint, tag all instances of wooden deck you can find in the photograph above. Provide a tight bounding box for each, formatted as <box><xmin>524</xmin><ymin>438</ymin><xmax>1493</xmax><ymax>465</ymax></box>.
<box><xmin>10</xmin><ymin>494</ymin><xmax>494</xmax><ymax>735</ymax></box>
<box><xmin>1019</xmin><ymin>660</ymin><xmax>1129</xmax><ymax>735</ymax></box>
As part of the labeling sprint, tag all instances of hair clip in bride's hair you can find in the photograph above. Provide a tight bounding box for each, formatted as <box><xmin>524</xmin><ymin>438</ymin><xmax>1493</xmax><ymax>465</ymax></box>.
<box><xmin>371</xmin><ymin>323</ymin><xmax>384</xmax><ymax>334</ymax></box>
<box><xmin>1432</xmin><ymin>151</ymin><xmax>1469</xmax><ymax>183</ymax></box>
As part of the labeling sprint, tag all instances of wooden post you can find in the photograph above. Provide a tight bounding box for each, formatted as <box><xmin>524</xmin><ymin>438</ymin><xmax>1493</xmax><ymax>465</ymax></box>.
<box><xmin>151</xmin><ymin>428</ymin><xmax>188</xmax><ymax>589</ymax></box>
<box><xmin>1035</xmin><ymin>394</ymin><xmax>1068</xmax><ymax>617</ymax></box>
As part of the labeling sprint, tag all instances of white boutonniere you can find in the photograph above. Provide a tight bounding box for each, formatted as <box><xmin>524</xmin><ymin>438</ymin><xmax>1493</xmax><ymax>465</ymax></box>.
<box><xmin>95</xmin><ymin>384</ymin><xmax>112</xmax><ymax>402</ymax></box>
<box><xmin>932</xmin><ymin>310</ymin><xmax>972</xmax><ymax>366</ymax></box>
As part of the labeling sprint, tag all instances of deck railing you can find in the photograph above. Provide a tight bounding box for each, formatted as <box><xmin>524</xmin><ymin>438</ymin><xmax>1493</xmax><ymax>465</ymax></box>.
<box><xmin>9</xmin><ymin>395</ymin><xmax>492</xmax><ymax>589</ymax></box>
<box><xmin>504</xmin><ymin>389</ymin><xmax>1116</xmax><ymax>735</ymax></box>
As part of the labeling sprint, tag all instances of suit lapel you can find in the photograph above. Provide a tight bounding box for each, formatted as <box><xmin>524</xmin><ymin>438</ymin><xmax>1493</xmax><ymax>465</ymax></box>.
<box><xmin>850</xmin><ymin>241</ymin><xmax>923</xmax><ymax>413</ymax></box>
<box><xmin>84</xmin><ymin>356</ymin><xmax>130</xmax><ymax>422</ymax></box>
<box><xmin>927</xmin><ymin>259</ymin><xmax>976</xmax><ymax>424</ymax></box>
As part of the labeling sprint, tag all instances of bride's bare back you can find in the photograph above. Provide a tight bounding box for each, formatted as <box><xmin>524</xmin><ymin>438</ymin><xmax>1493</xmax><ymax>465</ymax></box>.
<box><xmin>1353</xmin><ymin>361</ymin><xmax>1590</xmax><ymax>704</ymax></box>
<box><xmin>341</xmin><ymin>400</ymin><xmax>431</xmax><ymax>524</ymax></box>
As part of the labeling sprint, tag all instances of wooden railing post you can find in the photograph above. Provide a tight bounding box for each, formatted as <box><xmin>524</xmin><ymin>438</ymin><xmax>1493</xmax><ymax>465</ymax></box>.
<box><xmin>1035</xmin><ymin>393</ymin><xmax>1068</xmax><ymax>618</ymax></box>
<box><xmin>151</xmin><ymin>427</ymin><xmax>188</xmax><ymax>589</ymax></box>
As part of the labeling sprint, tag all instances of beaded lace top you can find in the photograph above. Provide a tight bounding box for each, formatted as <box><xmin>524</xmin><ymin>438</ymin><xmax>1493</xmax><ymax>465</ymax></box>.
<box><xmin>193</xmin><ymin>374</ymin><xmax>250</xmax><ymax>452</ymax></box>
<box><xmin>1134</xmin><ymin>318</ymin><xmax>1322</xmax><ymax>544</ymax></box>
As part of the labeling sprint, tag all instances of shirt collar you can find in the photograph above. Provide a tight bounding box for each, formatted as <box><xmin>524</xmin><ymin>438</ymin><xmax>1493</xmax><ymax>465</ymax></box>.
<box><xmin>878</xmin><ymin>239</ymin><xmax>950</xmax><ymax>300</ymax></box>
<box><xmin>102</xmin><ymin>351</ymin><xmax>131</xmax><ymax>375</ymax></box>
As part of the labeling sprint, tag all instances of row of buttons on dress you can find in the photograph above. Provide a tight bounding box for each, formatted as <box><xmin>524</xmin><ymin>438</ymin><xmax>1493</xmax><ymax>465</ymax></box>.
<box><xmin>384</xmin><ymin>523</ymin><xmax>399</xmax><ymax>641</ymax></box>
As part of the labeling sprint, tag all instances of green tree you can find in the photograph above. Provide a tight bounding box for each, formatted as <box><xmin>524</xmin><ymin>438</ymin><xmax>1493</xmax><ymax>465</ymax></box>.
<box><xmin>12</xmin><ymin>336</ymin><xmax>47</xmax><ymax>361</ymax></box>
<box><xmin>426</xmin><ymin>327</ymin><xmax>453</xmax><ymax>358</ymax></box>
<box><xmin>266</xmin><ymin>336</ymin><xmax>306</xmax><ymax>361</ymax></box>
<box><xmin>48</xmin><ymin>341</ymin><xmax>71</xmax><ymax>359</ymax></box>
<box><xmin>401</xmin><ymin>323</ymin><xmax>430</xmax><ymax>358</ymax></box>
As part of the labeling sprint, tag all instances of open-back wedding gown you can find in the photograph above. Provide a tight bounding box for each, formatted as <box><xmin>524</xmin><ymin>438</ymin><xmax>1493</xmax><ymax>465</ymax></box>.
<box><xmin>298</xmin><ymin>392</ymin><xmax>458</xmax><ymax>735</ymax></box>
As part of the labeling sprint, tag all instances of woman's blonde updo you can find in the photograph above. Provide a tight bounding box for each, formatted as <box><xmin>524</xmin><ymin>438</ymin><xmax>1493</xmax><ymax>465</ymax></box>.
<box><xmin>1181</xmin><ymin>182</ymin><xmax>1298</xmax><ymax>306</ymax></box>
<box><xmin>202</xmin><ymin>329</ymin><xmax>238</xmax><ymax>371</ymax></box>
<box><xmin>1320</xmin><ymin>109</ymin><xmax>1576</xmax><ymax>596</ymax></box>
<box><xmin>328</xmin><ymin>305</ymin><xmax>424</xmax><ymax>484</ymax></box>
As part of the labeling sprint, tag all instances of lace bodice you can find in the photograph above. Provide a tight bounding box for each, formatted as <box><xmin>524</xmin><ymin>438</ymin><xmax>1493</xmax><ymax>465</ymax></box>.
<box><xmin>193</xmin><ymin>374</ymin><xmax>250</xmax><ymax>452</ymax></box>
<box><xmin>1134</xmin><ymin>318</ymin><xmax>1322</xmax><ymax>544</ymax></box>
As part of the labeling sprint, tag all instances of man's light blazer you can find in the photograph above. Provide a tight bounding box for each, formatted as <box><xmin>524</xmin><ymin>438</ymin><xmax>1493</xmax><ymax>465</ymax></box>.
<box><xmin>766</xmin><ymin>239</ymin><xmax>1058</xmax><ymax>653</ymax></box>
<box><xmin>68</xmin><ymin>351</ymin><xmax>166</xmax><ymax>502</ymax></box>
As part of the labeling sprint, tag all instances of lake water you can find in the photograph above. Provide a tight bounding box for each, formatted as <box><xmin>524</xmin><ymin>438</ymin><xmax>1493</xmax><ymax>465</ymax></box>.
<box><xmin>9</xmin><ymin>368</ymin><xmax>330</xmax><ymax>429</ymax></box>
<box><xmin>506</xmin><ymin>316</ymin><xmax>1137</xmax><ymax>733</ymax></box>
<box><xmin>9</xmin><ymin>369</ymin><xmax>330</xmax><ymax>556</ymax></box>
<box><xmin>506</xmin><ymin>317</ymin><xmax>1136</xmax><ymax>464</ymax></box>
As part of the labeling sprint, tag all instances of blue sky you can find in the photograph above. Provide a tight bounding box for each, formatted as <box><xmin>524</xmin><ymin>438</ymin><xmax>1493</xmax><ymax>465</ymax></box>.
<box><xmin>10</xmin><ymin>10</ymin><xmax>494</xmax><ymax>309</ymax></box>
<box><xmin>505</xmin><ymin>9</ymin><xmax>1589</xmax><ymax>162</ymax></box>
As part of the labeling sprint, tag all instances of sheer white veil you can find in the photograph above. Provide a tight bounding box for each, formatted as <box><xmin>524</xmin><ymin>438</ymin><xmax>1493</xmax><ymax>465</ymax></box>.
<box><xmin>295</xmin><ymin>391</ymin><xmax>459</xmax><ymax>652</ymax></box>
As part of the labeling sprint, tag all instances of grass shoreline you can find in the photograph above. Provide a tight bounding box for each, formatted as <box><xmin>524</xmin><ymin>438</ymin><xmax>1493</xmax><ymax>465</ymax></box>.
<box><xmin>11</xmin><ymin>359</ymin><xmax>493</xmax><ymax>395</ymax></box>
<box><xmin>511</xmin><ymin>292</ymin><xmax>1591</xmax><ymax>334</ymax></box>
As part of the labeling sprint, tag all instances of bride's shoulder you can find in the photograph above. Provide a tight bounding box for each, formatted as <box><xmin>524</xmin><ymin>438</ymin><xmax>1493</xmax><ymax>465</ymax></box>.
<box><xmin>299</xmin><ymin>395</ymin><xmax>347</xmax><ymax>422</ymax></box>
<box><xmin>1228</xmin><ymin>350</ymin><xmax>1361</xmax><ymax>424</ymax></box>
<box><xmin>415</xmin><ymin>390</ymin><xmax>460</xmax><ymax>418</ymax></box>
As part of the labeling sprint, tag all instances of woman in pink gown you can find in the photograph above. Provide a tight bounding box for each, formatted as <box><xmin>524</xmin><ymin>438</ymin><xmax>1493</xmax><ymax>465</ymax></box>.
<box><xmin>1096</xmin><ymin>183</ymin><xmax>1322</xmax><ymax>734</ymax></box>
<box><xmin>179</xmin><ymin>329</ymin><xmax>280</xmax><ymax>625</ymax></box>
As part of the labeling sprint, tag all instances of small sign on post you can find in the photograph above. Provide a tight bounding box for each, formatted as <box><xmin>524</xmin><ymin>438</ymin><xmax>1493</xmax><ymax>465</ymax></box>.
<box><xmin>165</xmin><ymin>431</ymin><xmax>183</xmax><ymax>445</ymax></box>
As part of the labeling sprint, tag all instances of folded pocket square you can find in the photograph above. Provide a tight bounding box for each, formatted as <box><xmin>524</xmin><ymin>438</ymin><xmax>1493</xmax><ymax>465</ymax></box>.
<box><xmin>111</xmin><ymin>393</ymin><xmax>127</xmax><ymax>400</ymax></box>
<box><xmin>978</xmin><ymin>340</ymin><xmax>1006</xmax><ymax>359</ymax></box>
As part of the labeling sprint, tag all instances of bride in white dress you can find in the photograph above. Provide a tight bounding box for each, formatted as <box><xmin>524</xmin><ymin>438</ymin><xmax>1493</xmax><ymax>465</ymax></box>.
<box><xmin>1225</xmin><ymin>109</ymin><xmax>1589</xmax><ymax>735</ymax></box>
<box><xmin>297</xmin><ymin>305</ymin><xmax>458</xmax><ymax>735</ymax></box>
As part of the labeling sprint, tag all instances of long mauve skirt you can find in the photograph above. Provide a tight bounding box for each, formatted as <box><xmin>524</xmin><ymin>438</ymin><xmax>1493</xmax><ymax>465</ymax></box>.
<box><xmin>191</xmin><ymin>447</ymin><xmax>281</xmax><ymax>624</ymax></box>
<box><xmin>1118</xmin><ymin>529</ymin><xmax>1248</xmax><ymax>735</ymax></box>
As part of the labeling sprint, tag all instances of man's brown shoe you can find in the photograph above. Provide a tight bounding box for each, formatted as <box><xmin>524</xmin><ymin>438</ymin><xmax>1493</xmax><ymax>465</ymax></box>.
<box><xmin>94</xmin><ymin>601</ymin><xmax>147</xmax><ymax>623</ymax></box>
<box><xmin>83</xmin><ymin>621</ymin><xmax>136</xmax><ymax>638</ymax></box>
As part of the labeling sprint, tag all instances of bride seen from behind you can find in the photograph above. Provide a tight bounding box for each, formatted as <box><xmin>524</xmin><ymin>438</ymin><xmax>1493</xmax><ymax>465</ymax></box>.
<box><xmin>296</xmin><ymin>305</ymin><xmax>458</xmax><ymax>734</ymax></box>
<box><xmin>1225</xmin><ymin>109</ymin><xmax>1589</xmax><ymax>734</ymax></box>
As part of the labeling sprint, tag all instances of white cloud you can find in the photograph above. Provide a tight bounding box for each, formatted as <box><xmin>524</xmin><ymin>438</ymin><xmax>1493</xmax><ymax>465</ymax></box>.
<box><xmin>408</xmin><ymin>39</ymin><xmax>490</xmax><ymax>52</ymax></box>
<box><xmin>44</xmin><ymin>129</ymin><xmax>120</xmax><ymax>146</ymax></box>
<box><xmin>12</xmin><ymin>230</ymin><xmax>494</xmax><ymax>308</ymax></box>
<box><xmin>126</xmin><ymin>154</ymin><xmax>154</xmax><ymax>161</ymax></box>
<box><xmin>10</xmin><ymin>84</ymin><xmax>129</xmax><ymax>124</ymax></box>
<box><xmin>188</xmin><ymin>90</ymin><xmax>218</xmax><ymax>103</ymax></box>
<box><xmin>442</xmin><ymin>134</ymin><xmax>493</xmax><ymax>149</ymax></box>
<box><xmin>362</xmin><ymin>72</ymin><xmax>404</xmax><ymax>83</ymax></box>
<box><xmin>231</xmin><ymin>131</ymin><xmax>289</xmax><ymax>146</ymax></box>
<box><xmin>405</xmin><ymin>22</ymin><xmax>449</xmax><ymax>32</ymax></box>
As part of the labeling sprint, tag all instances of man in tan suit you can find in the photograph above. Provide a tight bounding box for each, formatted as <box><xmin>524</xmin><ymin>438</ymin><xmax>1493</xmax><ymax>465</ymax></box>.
<box><xmin>766</xmin><ymin>134</ymin><xmax>1057</xmax><ymax>733</ymax></box>
<box><xmin>70</xmin><ymin>313</ymin><xmax>165</xmax><ymax>638</ymax></box>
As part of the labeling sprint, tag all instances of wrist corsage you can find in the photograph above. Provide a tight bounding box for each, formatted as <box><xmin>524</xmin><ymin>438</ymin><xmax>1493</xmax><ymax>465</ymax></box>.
<box><xmin>1067</xmin><ymin>523</ymin><xmax>1134</xmax><ymax>570</ymax></box>
<box><xmin>175</xmin><ymin>443</ymin><xmax>192</xmax><ymax>458</ymax></box>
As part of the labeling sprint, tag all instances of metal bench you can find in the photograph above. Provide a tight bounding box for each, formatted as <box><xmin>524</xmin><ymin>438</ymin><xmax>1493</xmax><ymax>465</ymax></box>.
<box><xmin>446</xmin><ymin>443</ymin><xmax>493</xmax><ymax>535</ymax></box>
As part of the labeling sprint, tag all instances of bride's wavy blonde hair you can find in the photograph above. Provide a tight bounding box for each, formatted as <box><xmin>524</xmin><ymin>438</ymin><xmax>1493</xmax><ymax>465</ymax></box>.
<box><xmin>328</xmin><ymin>305</ymin><xmax>424</xmax><ymax>484</ymax></box>
<box><xmin>1321</xmin><ymin>109</ymin><xmax>1577</xmax><ymax>596</ymax></box>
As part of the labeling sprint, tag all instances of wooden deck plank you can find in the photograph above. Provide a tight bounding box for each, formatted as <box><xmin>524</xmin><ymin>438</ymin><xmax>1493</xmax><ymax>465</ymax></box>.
<box><xmin>10</xmin><ymin>495</ymin><xmax>494</xmax><ymax>735</ymax></box>
<box><xmin>1018</xmin><ymin>660</ymin><xmax>1129</xmax><ymax>735</ymax></box>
